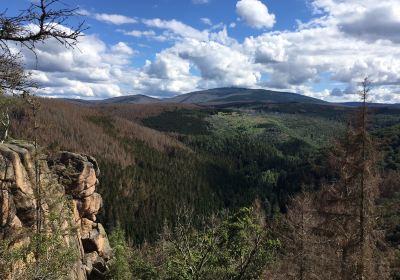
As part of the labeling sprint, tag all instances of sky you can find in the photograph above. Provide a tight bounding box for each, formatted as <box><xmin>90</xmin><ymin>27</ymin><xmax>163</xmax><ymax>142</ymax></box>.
<box><xmin>5</xmin><ymin>0</ymin><xmax>400</xmax><ymax>103</ymax></box>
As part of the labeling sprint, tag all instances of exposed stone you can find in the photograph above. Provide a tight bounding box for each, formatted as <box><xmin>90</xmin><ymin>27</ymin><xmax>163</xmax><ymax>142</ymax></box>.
<box><xmin>0</xmin><ymin>142</ymin><xmax>112</xmax><ymax>280</ymax></box>
<box><xmin>0</xmin><ymin>189</ymin><xmax>15</xmax><ymax>227</ymax></box>
<box><xmin>81</xmin><ymin>218</ymin><xmax>97</xmax><ymax>236</ymax></box>
<box><xmin>97</xmin><ymin>223</ymin><xmax>113</xmax><ymax>260</ymax></box>
<box><xmin>78</xmin><ymin>193</ymin><xmax>103</xmax><ymax>221</ymax></box>
<box><xmin>48</xmin><ymin>152</ymin><xmax>100</xmax><ymax>199</ymax></box>
<box><xmin>84</xmin><ymin>252</ymin><xmax>108</xmax><ymax>280</ymax></box>
<box><xmin>82</xmin><ymin>223</ymin><xmax>112</xmax><ymax>260</ymax></box>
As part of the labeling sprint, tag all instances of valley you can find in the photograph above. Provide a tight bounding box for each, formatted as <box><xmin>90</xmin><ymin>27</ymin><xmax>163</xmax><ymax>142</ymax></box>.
<box><xmin>9</xmin><ymin>89</ymin><xmax>400</xmax><ymax>245</ymax></box>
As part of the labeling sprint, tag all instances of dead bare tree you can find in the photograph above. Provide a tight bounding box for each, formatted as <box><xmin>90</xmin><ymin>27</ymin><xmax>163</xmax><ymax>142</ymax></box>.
<box><xmin>0</xmin><ymin>0</ymin><xmax>85</xmax><ymax>52</ymax></box>
<box><xmin>268</xmin><ymin>191</ymin><xmax>335</xmax><ymax>280</ymax></box>
<box><xmin>0</xmin><ymin>0</ymin><xmax>85</xmax><ymax>142</ymax></box>
<box><xmin>0</xmin><ymin>108</ymin><xmax>9</xmax><ymax>144</ymax></box>
<box><xmin>0</xmin><ymin>0</ymin><xmax>85</xmax><ymax>95</ymax></box>
<box><xmin>314</xmin><ymin>77</ymin><xmax>389</xmax><ymax>280</ymax></box>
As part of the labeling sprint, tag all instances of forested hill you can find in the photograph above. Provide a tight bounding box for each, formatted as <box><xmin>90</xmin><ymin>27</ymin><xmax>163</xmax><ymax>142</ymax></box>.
<box><xmin>8</xmin><ymin>96</ymin><xmax>400</xmax><ymax>244</ymax></box>
<box><xmin>164</xmin><ymin>88</ymin><xmax>327</xmax><ymax>105</ymax></box>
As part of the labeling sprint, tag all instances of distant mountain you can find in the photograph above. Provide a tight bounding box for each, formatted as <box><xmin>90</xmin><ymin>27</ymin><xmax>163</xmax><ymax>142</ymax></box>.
<box><xmin>101</xmin><ymin>94</ymin><xmax>160</xmax><ymax>104</ymax></box>
<box><xmin>63</xmin><ymin>88</ymin><xmax>399</xmax><ymax>108</ymax></box>
<box><xmin>165</xmin><ymin>88</ymin><xmax>327</xmax><ymax>105</ymax></box>
<box><xmin>64</xmin><ymin>94</ymin><xmax>160</xmax><ymax>105</ymax></box>
<box><xmin>339</xmin><ymin>102</ymin><xmax>400</xmax><ymax>108</ymax></box>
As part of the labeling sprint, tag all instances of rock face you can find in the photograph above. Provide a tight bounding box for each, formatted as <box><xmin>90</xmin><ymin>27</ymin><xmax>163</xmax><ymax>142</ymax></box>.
<box><xmin>0</xmin><ymin>141</ymin><xmax>112</xmax><ymax>279</ymax></box>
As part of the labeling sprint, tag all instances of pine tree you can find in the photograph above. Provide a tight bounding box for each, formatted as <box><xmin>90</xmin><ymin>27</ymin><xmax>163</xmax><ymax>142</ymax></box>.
<box><xmin>315</xmin><ymin>78</ymin><xmax>386</xmax><ymax>280</ymax></box>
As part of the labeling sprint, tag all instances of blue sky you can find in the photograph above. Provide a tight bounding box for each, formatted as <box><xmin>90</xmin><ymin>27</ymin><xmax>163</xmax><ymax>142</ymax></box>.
<box><xmin>6</xmin><ymin>0</ymin><xmax>400</xmax><ymax>102</ymax></box>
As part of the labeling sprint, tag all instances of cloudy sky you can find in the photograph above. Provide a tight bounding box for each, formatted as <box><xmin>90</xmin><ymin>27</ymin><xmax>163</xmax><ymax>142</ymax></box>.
<box><xmin>6</xmin><ymin>0</ymin><xmax>400</xmax><ymax>102</ymax></box>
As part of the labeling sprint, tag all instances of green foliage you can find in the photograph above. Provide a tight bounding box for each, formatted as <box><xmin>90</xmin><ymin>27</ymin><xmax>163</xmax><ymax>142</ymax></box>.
<box><xmin>142</xmin><ymin>109</ymin><xmax>213</xmax><ymax>135</ymax></box>
<box><xmin>98</xmin><ymin>109</ymin><xmax>333</xmax><ymax>243</ymax></box>
<box><xmin>0</xmin><ymin>229</ymin><xmax>78</xmax><ymax>280</ymax></box>
<box><xmin>108</xmin><ymin>227</ymin><xmax>133</xmax><ymax>280</ymax></box>
<box><xmin>98</xmin><ymin>141</ymin><xmax>222</xmax><ymax>243</ymax></box>
<box><xmin>87</xmin><ymin>114</ymin><xmax>118</xmax><ymax>135</ymax></box>
<box><xmin>90</xmin><ymin>106</ymin><xmax>400</xmax><ymax>248</ymax></box>
<box><xmin>126</xmin><ymin>207</ymin><xmax>279</xmax><ymax>280</ymax></box>
<box><xmin>373</xmin><ymin>123</ymin><xmax>400</xmax><ymax>170</ymax></box>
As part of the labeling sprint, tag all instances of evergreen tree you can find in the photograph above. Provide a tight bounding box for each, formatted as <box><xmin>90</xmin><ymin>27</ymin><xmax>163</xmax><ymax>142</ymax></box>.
<box><xmin>107</xmin><ymin>227</ymin><xmax>133</xmax><ymax>280</ymax></box>
<box><xmin>127</xmin><ymin>207</ymin><xmax>279</xmax><ymax>280</ymax></box>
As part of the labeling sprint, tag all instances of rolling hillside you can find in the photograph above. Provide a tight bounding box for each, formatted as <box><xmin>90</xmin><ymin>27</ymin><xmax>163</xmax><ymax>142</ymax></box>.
<box><xmin>165</xmin><ymin>87</ymin><xmax>328</xmax><ymax>105</ymax></box>
<box><xmin>100</xmin><ymin>94</ymin><xmax>160</xmax><ymax>104</ymax></box>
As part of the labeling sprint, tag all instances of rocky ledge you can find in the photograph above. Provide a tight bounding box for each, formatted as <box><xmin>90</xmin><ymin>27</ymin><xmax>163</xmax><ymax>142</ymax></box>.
<box><xmin>0</xmin><ymin>141</ymin><xmax>111</xmax><ymax>279</ymax></box>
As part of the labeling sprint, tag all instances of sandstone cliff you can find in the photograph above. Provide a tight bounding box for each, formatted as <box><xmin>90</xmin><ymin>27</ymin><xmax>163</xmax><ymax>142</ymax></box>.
<box><xmin>0</xmin><ymin>141</ymin><xmax>112</xmax><ymax>279</ymax></box>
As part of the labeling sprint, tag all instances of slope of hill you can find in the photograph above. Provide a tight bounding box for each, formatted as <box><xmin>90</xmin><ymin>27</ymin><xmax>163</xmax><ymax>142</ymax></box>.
<box><xmin>339</xmin><ymin>102</ymin><xmax>400</xmax><ymax>108</ymax></box>
<box><xmin>64</xmin><ymin>94</ymin><xmax>160</xmax><ymax>105</ymax></box>
<box><xmin>9</xmin><ymin>98</ymin><xmax>185</xmax><ymax>166</ymax></box>
<box><xmin>165</xmin><ymin>87</ymin><xmax>328</xmax><ymax>105</ymax></box>
<box><xmin>101</xmin><ymin>94</ymin><xmax>160</xmax><ymax>104</ymax></box>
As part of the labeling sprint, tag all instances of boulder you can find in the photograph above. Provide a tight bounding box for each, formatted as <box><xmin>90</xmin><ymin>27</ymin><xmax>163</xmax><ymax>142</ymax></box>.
<box><xmin>82</xmin><ymin>224</ymin><xmax>112</xmax><ymax>260</ymax></box>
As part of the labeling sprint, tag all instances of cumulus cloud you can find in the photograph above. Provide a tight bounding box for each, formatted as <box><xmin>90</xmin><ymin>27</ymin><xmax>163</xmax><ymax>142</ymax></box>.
<box><xmin>22</xmin><ymin>0</ymin><xmax>400</xmax><ymax>103</ymax></box>
<box><xmin>21</xmin><ymin>33</ymin><xmax>136</xmax><ymax>98</ymax></box>
<box><xmin>178</xmin><ymin>40</ymin><xmax>260</xmax><ymax>88</ymax></box>
<box><xmin>236</xmin><ymin>0</ymin><xmax>276</xmax><ymax>29</ymax></box>
<box><xmin>111</xmin><ymin>42</ymin><xmax>135</xmax><ymax>55</ymax></box>
<box><xmin>339</xmin><ymin>4</ymin><xmax>400</xmax><ymax>43</ymax></box>
<box><xmin>94</xmin><ymin>13</ymin><xmax>137</xmax><ymax>25</ymax></box>
<box><xmin>330</xmin><ymin>84</ymin><xmax>357</xmax><ymax>97</ymax></box>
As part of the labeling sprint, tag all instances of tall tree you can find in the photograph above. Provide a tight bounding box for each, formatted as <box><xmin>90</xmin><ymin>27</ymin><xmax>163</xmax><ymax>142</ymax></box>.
<box><xmin>316</xmin><ymin>77</ymin><xmax>385</xmax><ymax>280</ymax></box>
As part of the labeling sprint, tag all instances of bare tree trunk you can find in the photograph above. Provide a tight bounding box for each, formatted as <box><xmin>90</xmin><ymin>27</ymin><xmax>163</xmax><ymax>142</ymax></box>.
<box><xmin>0</xmin><ymin>108</ymin><xmax>9</xmax><ymax>143</ymax></box>
<box><xmin>358</xmin><ymin>77</ymin><xmax>370</xmax><ymax>280</ymax></box>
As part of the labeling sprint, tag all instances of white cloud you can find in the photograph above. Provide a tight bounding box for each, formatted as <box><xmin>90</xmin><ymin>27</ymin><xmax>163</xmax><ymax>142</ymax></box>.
<box><xmin>178</xmin><ymin>40</ymin><xmax>260</xmax><ymax>88</ymax></box>
<box><xmin>77</xmin><ymin>9</ymin><xmax>91</xmax><ymax>17</ymax></box>
<box><xmin>94</xmin><ymin>13</ymin><xmax>137</xmax><ymax>25</ymax></box>
<box><xmin>339</xmin><ymin>3</ymin><xmax>400</xmax><ymax>43</ymax></box>
<box><xmin>192</xmin><ymin>0</ymin><xmax>209</xmax><ymax>4</ymax></box>
<box><xmin>236</xmin><ymin>0</ymin><xmax>276</xmax><ymax>29</ymax></box>
<box><xmin>111</xmin><ymin>42</ymin><xmax>135</xmax><ymax>55</ymax></box>
<box><xmin>201</xmin><ymin>18</ymin><xmax>212</xmax><ymax>26</ymax></box>
<box><xmin>21</xmin><ymin>0</ymin><xmax>400</xmax><ymax>103</ymax></box>
<box><xmin>122</xmin><ymin>29</ymin><xmax>168</xmax><ymax>41</ymax></box>
<box><xmin>142</xmin><ymin>18</ymin><xmax>209</xmax><ymax>41</ymax></box>
<box><xmin>21</xmin><ymin>33</ymin><xmax>136</xmax><ymax>98</ymax></box>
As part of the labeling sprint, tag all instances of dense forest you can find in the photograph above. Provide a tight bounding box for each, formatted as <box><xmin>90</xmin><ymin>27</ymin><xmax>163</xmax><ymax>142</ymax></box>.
<box><xmin>5</xmin><ymin>92</ymin><xmax>400</xmax><ymax>278</ymax></box>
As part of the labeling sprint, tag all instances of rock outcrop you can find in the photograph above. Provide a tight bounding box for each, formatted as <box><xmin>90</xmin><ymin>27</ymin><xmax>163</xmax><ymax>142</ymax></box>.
<box><xmin>0</xmin><ymin>141</ymin><xmax>112</xmax><ymax>279</ymax></box>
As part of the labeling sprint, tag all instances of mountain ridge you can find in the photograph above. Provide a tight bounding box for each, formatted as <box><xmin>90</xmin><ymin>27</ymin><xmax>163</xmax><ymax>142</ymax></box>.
<box><xmin>61</xmin><ymin>88</ymin><xmax>399</xmax><ymax>107</ymax></box>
